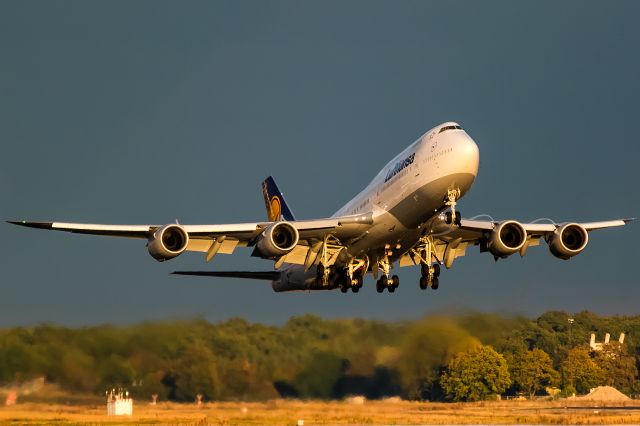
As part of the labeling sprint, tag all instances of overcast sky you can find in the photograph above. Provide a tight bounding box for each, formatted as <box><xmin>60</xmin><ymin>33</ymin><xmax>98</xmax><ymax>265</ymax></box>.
<box><xmin>1</xmin><ymin>1</ymin><xmax>639</xmax><ymax>327</ymax></box>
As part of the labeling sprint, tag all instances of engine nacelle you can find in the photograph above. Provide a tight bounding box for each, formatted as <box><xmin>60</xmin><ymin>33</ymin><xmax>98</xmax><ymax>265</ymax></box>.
<box><xmin>548</xmin><ymin>223</ymin><xmax>589</xmax><ymax>260</ymax></box>
<box><xmin>487</xmin><ymin>220</ymin><xmax>527</xmax><ymax>257</ymax></box>
<box><xmin>147</xmin><ymin>224</ymin><xmax>189</xmax><ymax>261</ymax></box>
<box><xmin>255</xmin><ymin>221</ymin><xmax>299</xmax><ymax>258</ymax></box>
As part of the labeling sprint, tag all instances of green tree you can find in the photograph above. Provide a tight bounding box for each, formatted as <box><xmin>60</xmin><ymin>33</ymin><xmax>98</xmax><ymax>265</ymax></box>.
<box><xmin>294</xmin><ymin>351</ymin><xmax>348</xmax><ymax>399</ymax></box>
<box><xmin>397</xmin><ymin>320</ymin><xmax>479</xmax><ymax>400</ymax></box>
<box><xmin>562</xmin><ymin>347</ymin><xmax>604</xmax><ymax>394</ymax></box>
<box><xmin>163</xmin><ymin>343</ymin><xmax>220</xmax><ymax>401</ymax></box>
<box><xmin>508</xmin><ymin>348</ymin><xmax>559</xmax><ymax>398</ymax></box>
<box><xmin>440</xmin><ymin>345</ymin><xmax>511</xmax><ymax>401</ymax></box>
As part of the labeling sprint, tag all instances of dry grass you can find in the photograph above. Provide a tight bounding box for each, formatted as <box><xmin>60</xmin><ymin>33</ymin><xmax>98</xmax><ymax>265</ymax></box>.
<box><xmin>1</xmin><ymin>399</ymin><xmax>640</xmax><ymax>425</ymax></box>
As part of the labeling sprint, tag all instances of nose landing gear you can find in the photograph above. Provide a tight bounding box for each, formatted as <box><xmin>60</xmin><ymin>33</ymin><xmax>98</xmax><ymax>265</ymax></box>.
<box><xmin>444</xmin><ymin>188</ymin><xmax>462</xmax><ymax>226</ymax></box>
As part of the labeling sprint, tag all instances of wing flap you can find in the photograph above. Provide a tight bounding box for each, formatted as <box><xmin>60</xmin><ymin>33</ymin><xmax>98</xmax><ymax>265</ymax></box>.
<box><xmin>282</xmin><ymin>245</ymin><xmax>310</xmax><ymax>265</ymax></box>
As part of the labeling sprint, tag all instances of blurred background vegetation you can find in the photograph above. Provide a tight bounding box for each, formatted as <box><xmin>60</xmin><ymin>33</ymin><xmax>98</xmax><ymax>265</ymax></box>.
<box><xmin>0</xmin><ymin>311</ymin><xmax>638</xmax><ymax>402</ymax></box>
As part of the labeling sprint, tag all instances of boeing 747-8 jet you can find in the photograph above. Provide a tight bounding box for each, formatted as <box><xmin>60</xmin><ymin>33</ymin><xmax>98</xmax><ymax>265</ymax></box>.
<box><xmin>9</xmin><ymin>122</ymin><xmax>633</xmax><ymax>293</ymax></box>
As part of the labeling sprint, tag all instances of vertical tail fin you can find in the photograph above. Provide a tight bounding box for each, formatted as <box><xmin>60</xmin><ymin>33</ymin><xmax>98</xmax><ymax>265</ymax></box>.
<box><xmin>261</xmin><ymin>176</ymin><xmax>296</xmax><ymax>222</ymax></box>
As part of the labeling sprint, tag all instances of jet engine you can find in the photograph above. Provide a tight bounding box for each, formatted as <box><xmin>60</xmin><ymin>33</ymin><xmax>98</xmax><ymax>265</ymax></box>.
<box><xmin>487</xmin><ymin>220</ymin><xmax>527</xmax><ymax>257</ymax></box>
<box><xmin>255</xmin><ymin>221</ymin><xmax>299</xmax><ymax>258</ymax></box>
<box><xmin>148</xmin><ymin>224</ymin><xmax>189</xmax><ymax>261</ymax></box>
<box><xmin>547</xmin><ymin>223</ymin><xmax>589</xmax><ymax>260</ymax></box>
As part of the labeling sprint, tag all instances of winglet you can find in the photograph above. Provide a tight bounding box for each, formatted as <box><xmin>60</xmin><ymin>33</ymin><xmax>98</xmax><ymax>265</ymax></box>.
<box><xmin>6</xmin><ymin>221</ymin><xmax>53</xmax><ymax>229</ymax></box>
<box><xmin>261</xmin><ymin>176</ymin><xmax>296</xmax><ymax>222</ymax></box>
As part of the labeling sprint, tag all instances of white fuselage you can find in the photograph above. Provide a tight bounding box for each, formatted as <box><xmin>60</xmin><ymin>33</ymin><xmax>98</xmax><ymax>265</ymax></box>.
<box><xmin>274</xmin><ymin>122</ymin><xmax>480</xmax><ymax>291</ymax></box>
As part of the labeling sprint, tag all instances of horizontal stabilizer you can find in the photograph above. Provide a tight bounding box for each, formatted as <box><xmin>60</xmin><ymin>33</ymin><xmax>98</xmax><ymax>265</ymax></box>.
<box><xmin>171</xmin><ymin>270</ymin><xmax>280</xmax><ymax>281</ymax></box>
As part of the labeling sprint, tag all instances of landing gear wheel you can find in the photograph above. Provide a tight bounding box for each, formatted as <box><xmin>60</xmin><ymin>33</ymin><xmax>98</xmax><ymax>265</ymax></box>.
<box><xmin>419</xmin><ymin>276</ymin><xmax>429</xmax><ymax>290</ymax></box>
<box><xmin>352</xmin><ymin>285</ymin><xmax>360</xmax><ymax>293</ymax></box>
<box><xmin>431</xmin><ymin>277</ymin><xmax>439</xmax><ymax>290</ymax></box>
<box><xmin>421</xmin><ymin>264</ymin><xmax>430</xmax><ymax>277</ymax></box>
<box><xmin>455</xmin><ymin>211</ymin><xmax>462</xmax><ymax>226</ymax></box>
<box><xmin>316</xmin><ymin>264</ymin><xmax>326</xmax><ymax>285</ymax></box>
<box><xmin>445</xmin><ymin>211</ymin><xmax>453</xmax><ymax>225</ymax></box>
<box><xmin>391</xmin><ymin>275</ymin><xmax>400</xmax><ymax>289</ymax></box>
<box><xmin>381</xmin><ymin>275</ymin><xmax>394</xmax><ymax>293</ymax></box>
<box><xmin>338</xmin><ymin>273</ymin><xmax>351</xmax><ymax>292</ymax></box>
<box><xmin>376</xmin><ymin>278</ymin><xmax>385</xmax><ymax>293</ymax></box>
<box><xmin>433</xmin><ymin>263</ymin><xmax>441</xmax><ymax>278</ymax></box>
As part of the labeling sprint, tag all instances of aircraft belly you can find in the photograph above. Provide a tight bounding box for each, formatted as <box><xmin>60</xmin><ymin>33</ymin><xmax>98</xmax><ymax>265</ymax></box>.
<box><xmin>387</xmin><ymin>172</ymin><xmax>475</xmax><ymax>229</ymax></box>
<box><xmin>271</xmin><ymin>265</ymin><xmax>338</xmax><ymax>292</ymax></box>
<box><xmin>346</xmin><ymin>213</ymin><xmax>421</xmax><ymax>259</ymax></box>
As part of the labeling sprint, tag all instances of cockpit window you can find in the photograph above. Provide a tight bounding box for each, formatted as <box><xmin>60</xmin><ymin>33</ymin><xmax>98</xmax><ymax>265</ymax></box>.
<box><xmin>438</xmin><ymin>125</ymin><xmax>462</xmax><ymax>134</ymax></box>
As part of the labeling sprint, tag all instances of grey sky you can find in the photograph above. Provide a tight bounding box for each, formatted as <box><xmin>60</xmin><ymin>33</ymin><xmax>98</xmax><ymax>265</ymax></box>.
<box><xmin>1</xmin><ymin>1</ymin><xmax>639</xmax><ymax>326</ymax></box>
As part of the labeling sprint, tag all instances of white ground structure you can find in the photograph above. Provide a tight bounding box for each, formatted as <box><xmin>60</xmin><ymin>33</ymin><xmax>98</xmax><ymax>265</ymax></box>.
<box><xmin>589</xmin><ymin>333</ymin><xmax>625</xmax><ymax>351</ymax></box>
<box><xmin>106</xmin><ymin>389</ymin><xmax>133</xmax><ymax>416</ymax></box>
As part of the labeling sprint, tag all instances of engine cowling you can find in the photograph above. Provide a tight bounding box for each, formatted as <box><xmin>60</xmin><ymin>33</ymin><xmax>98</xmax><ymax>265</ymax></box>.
<box><xmin>147</xmin><ymin>224</ymin><xmax>189</xmax><ymax>261</ymax></box>
<box><xmin>548</xmin><ymin>223</ymin><xmax>589</xmax><ymax>260</ymax></box>
<box><xmin>255</xmin><ymin>221</ymin><xmax>299</xmax><ymax>258</ymax></box>
<box><xmin>488</xmin><ymin>220</ymin><xmax>527</xmax><ymax>257</ymax></box>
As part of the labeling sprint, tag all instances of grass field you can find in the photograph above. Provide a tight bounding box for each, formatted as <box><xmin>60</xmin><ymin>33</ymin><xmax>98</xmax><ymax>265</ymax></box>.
<box><xmin>2</xmin><ymin>399</ymin><xmax>640</xmax><ymax>425</ymax></box>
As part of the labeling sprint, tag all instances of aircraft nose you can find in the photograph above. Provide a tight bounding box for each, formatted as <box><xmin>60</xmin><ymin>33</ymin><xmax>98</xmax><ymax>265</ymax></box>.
<box><xmin>457</xmin><ymin>134</ymin><xmax>480</xmax><ymax>177</ymax></box>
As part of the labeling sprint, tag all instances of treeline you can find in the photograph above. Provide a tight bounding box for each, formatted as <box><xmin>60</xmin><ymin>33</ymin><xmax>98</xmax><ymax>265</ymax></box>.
<box><xmin>0</xmin><ymin>311</ymin><xmax>638</xmax><ymax>402</ymax></box>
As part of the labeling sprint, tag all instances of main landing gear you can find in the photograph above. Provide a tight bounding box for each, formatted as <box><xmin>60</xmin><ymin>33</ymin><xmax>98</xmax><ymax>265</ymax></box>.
<box><xmin>319</xmin><ymin>256</ymin><xmax>367</xmax><ymax>294</ymax></box>
<box><xmin>419</xmin><ymin>263</ymin><xmax>440</xmax><ymax>290</ymax></box>
<box><xmin>376</xmin><ymin>274</ymin><xmax>399</xmax><ymax>293</ymax></box>
<box><xmin>374</xmin><ymin>256</ymin><xmax>399</xmax><ymax>293</ymax></box>
<box><xmin>408</xmin><ymin>236</ymin><xmax>443</xmax><ymax>291</ymax></box>
<box><xmin>340</xmin><ymin>271</ymin><xmax>364</xmax><ymax>293</ymax></box>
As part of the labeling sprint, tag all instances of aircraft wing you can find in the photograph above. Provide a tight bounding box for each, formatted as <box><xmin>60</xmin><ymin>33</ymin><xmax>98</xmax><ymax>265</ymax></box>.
<box><xmin>458</xmin><ymin>218</ymin><xmax>633</xmax><ymax>234</ymax></box>
<box><xmin>400</xmin><ymin>217</ymin><xmax>634</xmax><ymax>269</ymax></box>
<box><xmin>7</xmin><ymin>212</ymin><xmax>373</xmax><ymax>263</ymax></box>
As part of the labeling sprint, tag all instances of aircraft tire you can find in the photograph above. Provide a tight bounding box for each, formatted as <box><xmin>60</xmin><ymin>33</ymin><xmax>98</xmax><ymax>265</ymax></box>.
<box><xmin>433</xmin><ymin>263</ymin><xmax>441</xmax><ymax>277</ymax></box>
<box><xmin>340</xmin><ymin>286</ymin><xmax>349</xmax><ymax>293</ymax></box>
<box><xmin>391</xmin><ymin>275</ymin><xmax>400</xmax><ymax>288</ymax></box>
<box><xmin>445</xmin><ymin>211</ymin><xmax>453</xmax><ymax>224</ymax></box>
<box><xmin>431</xmin><ymin>277</ymin><xmax>439</xmax><ymax>290</ymax></box>
<box><xmin>421</xmin><ymin>264</ymin><xmax>429</xmax><ymax>277</ymax></box>
<box><xmin>419</xmin><ymin>276</ymin><xmax>429</xmax><ymax>290</ymax></box>
<box><xmin>376</xmin><ymin>278</ymin><xmax>385</xmax><ymax>293</ymax></box>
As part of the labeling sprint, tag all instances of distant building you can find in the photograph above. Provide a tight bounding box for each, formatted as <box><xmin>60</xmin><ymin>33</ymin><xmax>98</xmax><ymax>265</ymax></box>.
<box><xmin>589</xmin><ymin>332</ymin><xmax>625</xmax><ymax>352</ymax></box>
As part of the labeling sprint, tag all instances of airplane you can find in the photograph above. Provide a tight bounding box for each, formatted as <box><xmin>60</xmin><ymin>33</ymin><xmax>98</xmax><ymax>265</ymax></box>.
<box><xmin>8</xmin><ymin>122</ymin><xmax>633</xmax><ymax>294</ymax></box>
